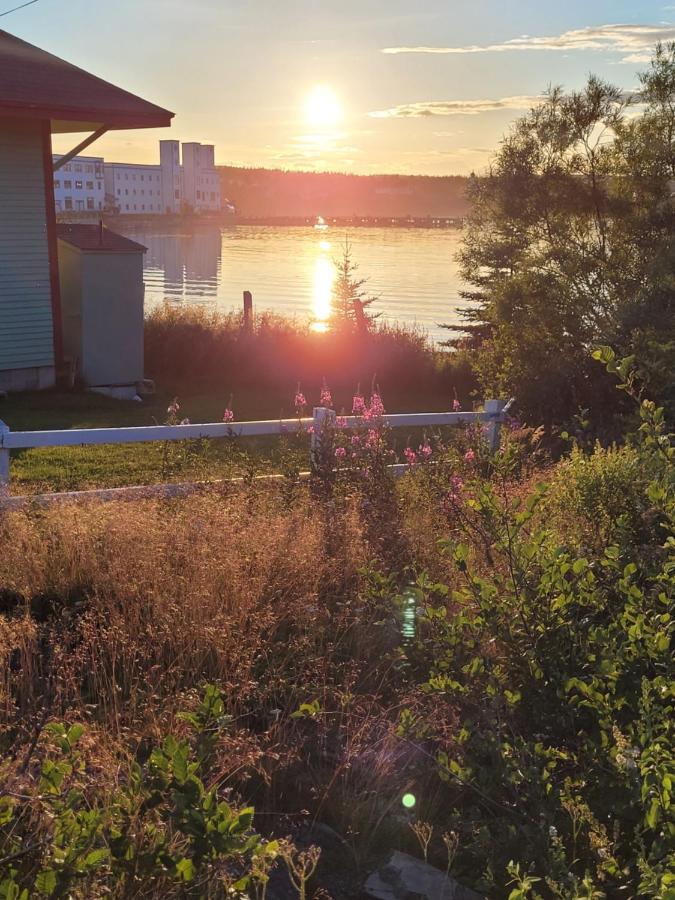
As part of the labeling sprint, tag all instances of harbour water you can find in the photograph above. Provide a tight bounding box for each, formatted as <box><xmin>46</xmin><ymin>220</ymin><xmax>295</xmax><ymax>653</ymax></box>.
<box><xmin>121</xmin><ymin>223</ymin><xmax>470</xmax><ymax>344</ymax></box>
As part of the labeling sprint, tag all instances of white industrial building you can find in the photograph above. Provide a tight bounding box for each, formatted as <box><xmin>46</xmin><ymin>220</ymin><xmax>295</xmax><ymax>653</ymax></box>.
<box><xmin>53</xmin><ymin>154</ymin><xmax>106</xmax><ymax>212</ymax></box>
<box><xmin>53</xmin><ymin>140</ymin><xmax>222</xmax><ymax>215</ymax></box>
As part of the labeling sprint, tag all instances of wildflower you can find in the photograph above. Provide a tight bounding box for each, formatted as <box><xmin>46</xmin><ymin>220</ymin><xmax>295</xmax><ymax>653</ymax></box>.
<box><xmin>223</xmin><ymin>407</ymin><xmax>234</xmax><ymax>423</ymax></box>
<box><xmin>453</xmin><ymin>398</ymin><xmax>461</xmax><ymax>412</ymax></box>
<box><xmin>320</xmin><ymin>380</ymin><xmax>333</xmax><ymax>408</ymax></box>
<box><xmin>404</xmin><ymin>447</ymin><xmax>417</xmax><ymax>466</ymax></box>
<box><xmin>335</xmin><ymin>446</ymin><xmax>346</xmax><ymax>459</ymax></box>
<box><xmin>167</xmin><ymin>398</ymin><xmax>180</xmax><ymax>416</ymax></box>
<box><xmin>307</xmin><ymin>425</ymin><xmax>314</xmax><ymax>434</ymax></box>
<box><xmin>352</xmin><ymin>393</ymin><xmax>366</xmax><ymax>415</ymax></box>
<box><xmin>351</xmin><ymin>434</ymin><xmax>361</xmax><ymax>446</ymax></box>
<box><xmin>179</xmin><ymin>418</ymin><xmax>190</xmax><ymax>426</ymax></box>
<box><xmin>368</xmin><ymin>392</ymin><xmax>385</xmax><ymax>419</ymax></box>
<box><xmin>336</xmin><ymin>416</ymin><xmax>348</xmax><ymax>429</ymax></box>
<box><xmin>419</xmin><ymin>440</ymin><xmax>432</xmax><ymax>460</ymax></box>
<box><xmin>294</xmin><ymin>387</ymin><xmax>306</xmax><ymax>413</ymax></box>
<box><xmin>464</xmin><ymin>448</ymin><xmax>475</xmax><ymax>462</ymax></box>
<box><xmin>451</xmin><ymin>475</ymin><xmax>464</xmax><ymax>493</ymax></box>
<box><xmin>365</xmin><ymin>429</ymin><xmax>379</xmax><ymax>450</ymax></box>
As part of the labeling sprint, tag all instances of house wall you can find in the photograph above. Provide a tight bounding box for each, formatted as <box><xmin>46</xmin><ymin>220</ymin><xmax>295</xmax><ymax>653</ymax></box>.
<box><xmin>0</xmin><ymin>117</ymin><xmax>55</xmax><ymax>390</ymax></box>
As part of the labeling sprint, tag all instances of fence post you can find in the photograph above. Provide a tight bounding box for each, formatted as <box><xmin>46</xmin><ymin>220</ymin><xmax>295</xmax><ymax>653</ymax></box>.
<box><xmin>243</xmin><ymin>291</ymin><xmax>253</xmax><ymax>332</ymax></box>
<box><xmin>0</xmin><ymin>420</ymin><xmax>9</xmax><ymax>492</ymax></box>
<box><xmin>485</xmin><ymin>399</ymin><xmax>506</xmax><ymax>453</ymax></box>
<box><xmin>310</xmin><ymin>406</ymin><xmax>336</xmax><ymax>474</ymax></box>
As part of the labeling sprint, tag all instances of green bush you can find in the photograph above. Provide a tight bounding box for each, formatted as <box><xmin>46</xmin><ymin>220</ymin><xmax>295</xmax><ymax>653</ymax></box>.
<box><xmin>543</xmin><ymin>443</ymin><xmax>652</xmax><ymax>551</ymax></box>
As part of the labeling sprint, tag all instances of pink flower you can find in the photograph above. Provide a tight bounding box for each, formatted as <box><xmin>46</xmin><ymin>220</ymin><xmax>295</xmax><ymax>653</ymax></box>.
<box><xmin>335</xmin><ymin>446</ymin><xmax>346</xmax><ymax>459</ymax></box>
<box><xmin>294</xmin><ymin>389</ymin><xmax>306</xmax><ymax>412</ymax></box>
<box><xmin>365</xmin><ymin>429</ymin><xmax>380</xmax><ymax>450</ymax></box>
<box><xmin>404</xmin><ymin>447</ymin><xmax>417</xmax><ymax>466</ymax></box>
<box><xmin>167</xmin><ymin>398</ymin><xmax>180</xmax><ymax>416</ymax></box>
<box><xmin>351</xmin><ymin>434</ymin><xmax>361</xmax><ymax>446</ymax></box>
<box><xmin>320</xmin><ymin>381</ymin><xmax>333</xmax><ymax>408</ymax></box>
<box><xmin>352</xmin><ymin>394</ymin><xmax>366</xmax><ymax>415</ymax></box>
<box><xmin>336</xmin><ymin>416</ymin><xmax>348</xmax><ymax>429</ymax></box>
<box><xmin>307</xmin><ymin>425</ymin><xmax>314</xmax><ymax>434</ymax></box>
<box><xmin>363</xmin><ymin>391</ymin><xmax>384</xmax><ymax>420</ymax></box>
<box><xmin>453</xmin><ymin>399</ymin><xmax>461</xmax><ymax>412</ymax></box>
<box><xmin>223</xmin><ymin>408</ymin><xmax>234</xmax><ymax>423</ymax></box>
<box><xmin>419</xmin><ymin>440</ymin><xmax>432</xmax><ymax>460</ymax></box>
<box><xmin>451</xmin><ymin>475</ymin><xmax>464</xmax><ymax>494</ymax></box>
<box><xmin>464</xmin><ymin>449</ymin><xmax>475</xmax><ymax>462</ymax></box>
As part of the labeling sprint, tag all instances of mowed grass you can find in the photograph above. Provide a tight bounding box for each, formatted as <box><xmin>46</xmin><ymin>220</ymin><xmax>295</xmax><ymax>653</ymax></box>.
<box><xmin>0</xmin><ymin>382</ymin><xmax>457</xmax><ymax>494</ymax></box>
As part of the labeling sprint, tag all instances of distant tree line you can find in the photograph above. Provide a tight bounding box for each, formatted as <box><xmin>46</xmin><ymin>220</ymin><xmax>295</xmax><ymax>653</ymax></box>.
<box><xmin>217</xmin><ymin>167</ymin><xmax>470</xmax><ymax>219</ymax></box>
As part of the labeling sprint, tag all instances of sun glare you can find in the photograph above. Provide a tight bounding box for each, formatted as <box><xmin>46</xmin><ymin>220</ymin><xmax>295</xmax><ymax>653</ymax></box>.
<box><xmin>305</xmin><ymin>85</ymin><xmax>342</xmax><ymax>127</ymax></box>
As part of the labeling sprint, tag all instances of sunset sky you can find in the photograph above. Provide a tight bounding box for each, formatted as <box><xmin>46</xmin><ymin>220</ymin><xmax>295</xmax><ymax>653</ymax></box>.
<box><xmin>8</xmin><ymin>0</ymin><xmax>675</xmax><ymax>175</ymax></box>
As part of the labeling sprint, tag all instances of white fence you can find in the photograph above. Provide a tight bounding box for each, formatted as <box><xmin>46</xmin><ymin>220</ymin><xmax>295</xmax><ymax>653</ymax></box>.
<box><xmin>0</xmin><ymin>399</ymin><xmax>511</xmax><ymax>501</ymax></box>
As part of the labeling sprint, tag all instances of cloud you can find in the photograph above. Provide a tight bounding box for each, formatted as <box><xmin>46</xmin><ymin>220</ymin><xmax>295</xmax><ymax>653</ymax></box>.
<box><xmin>382</xmin><ymin>23</ymin><xmax>675</xmax><ymax>63</ymax></box>
<box><xmin>369</xmin><ymin>96</ymin><xmax>542</xmax><ymax>118</ymax></box>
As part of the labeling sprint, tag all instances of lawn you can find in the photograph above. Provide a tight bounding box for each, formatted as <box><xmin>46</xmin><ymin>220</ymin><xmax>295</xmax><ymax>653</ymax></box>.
<box><xmin>0</xmin><ymin>383</ymin><xmax>457</xmax><ymax>494</ymax></box>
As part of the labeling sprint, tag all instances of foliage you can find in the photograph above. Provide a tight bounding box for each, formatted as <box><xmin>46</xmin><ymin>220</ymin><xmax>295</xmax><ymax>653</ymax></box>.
<box><xmin>402</xmin><ymin>352</ymin><xmax>674</xmax><ymax>896</ymax></box>
<box><xmin>0</xmin><ymin>685</ymin><xmax>300</xmax><ymax>898</ymax></box>
<box><xmin>453</xmin><ymin>45</ymin><xmax>675</xmax><ymax>428</ymax></box>
<box><xmin>332</xmin><ymin>240</ymin><xmax>379</xmax><ymax>330</ymax></box>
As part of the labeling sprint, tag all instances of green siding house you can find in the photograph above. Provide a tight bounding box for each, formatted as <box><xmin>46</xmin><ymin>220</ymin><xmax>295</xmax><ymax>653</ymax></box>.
<box><xmin>0</xmin><ymin>29</ymin><xmax>173</xmax><ymax>392</ymax></box>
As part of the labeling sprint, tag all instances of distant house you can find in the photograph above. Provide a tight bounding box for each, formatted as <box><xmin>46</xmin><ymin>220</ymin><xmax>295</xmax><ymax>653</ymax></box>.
<box><xmin>0</xmin><ymin>29</ymin><xmax>173</xmax><ymax>391</ymax></box>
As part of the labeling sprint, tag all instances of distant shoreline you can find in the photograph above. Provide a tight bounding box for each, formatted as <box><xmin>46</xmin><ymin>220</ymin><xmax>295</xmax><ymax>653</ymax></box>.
<box><xmin>56</xmin><ymin>212</ymin><xmax>465</xmax><ymax>230</ymax></box>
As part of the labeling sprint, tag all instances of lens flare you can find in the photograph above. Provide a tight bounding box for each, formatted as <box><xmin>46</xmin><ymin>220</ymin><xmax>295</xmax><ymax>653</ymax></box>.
<box><xmin>402</xmin><ymin>793</ymin><xmax>416</xmax><ymax>809</ymax></box>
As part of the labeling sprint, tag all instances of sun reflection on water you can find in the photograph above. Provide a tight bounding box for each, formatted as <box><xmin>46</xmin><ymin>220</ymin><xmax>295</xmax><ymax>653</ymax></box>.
<box><xmin>310</xmin><ymin>241</ymin><xmax>335</xmax><ymax>332</ymax></box>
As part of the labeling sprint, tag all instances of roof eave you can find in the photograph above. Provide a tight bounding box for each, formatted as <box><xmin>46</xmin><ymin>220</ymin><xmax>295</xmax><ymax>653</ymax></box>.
<box><xmin>0</xmin><ymin>103</ymin><xmax>174</xmax><ymax>131</ymax></box>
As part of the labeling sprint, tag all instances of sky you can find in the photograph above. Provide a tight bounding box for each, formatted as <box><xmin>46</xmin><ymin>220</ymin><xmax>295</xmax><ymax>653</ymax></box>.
<box><xmin>6</xmin><ymin>0</ymin><xmax>675</xmax><ymax>175</ymax></box>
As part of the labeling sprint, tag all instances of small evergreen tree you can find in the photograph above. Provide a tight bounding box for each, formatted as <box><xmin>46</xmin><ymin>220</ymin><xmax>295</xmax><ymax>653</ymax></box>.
<box><xmin>333</xmin><ymin>240</ymin><xmax>379</xmax><ymax>331</ymax></box>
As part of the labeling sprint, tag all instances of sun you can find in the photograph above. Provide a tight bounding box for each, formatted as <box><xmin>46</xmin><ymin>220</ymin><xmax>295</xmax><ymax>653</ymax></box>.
<box><xmin>304</xmin><ymin>85</ymin><xmax>342</xmax><ymax>127</ymax></box>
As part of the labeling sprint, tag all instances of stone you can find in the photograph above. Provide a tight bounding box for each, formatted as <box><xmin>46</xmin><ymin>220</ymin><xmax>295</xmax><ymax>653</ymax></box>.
<box><xmin>364</xmin><ymin>851</ymin><xmax>482</xmax><ymax>900</ymax></box>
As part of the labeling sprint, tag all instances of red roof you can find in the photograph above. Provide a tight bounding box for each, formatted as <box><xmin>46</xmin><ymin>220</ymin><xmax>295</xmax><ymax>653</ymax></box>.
<box><xmin>57</xmin><ymin>224</ymin><xmax>147</xmax><ymax>253</ymax></box>
<box><xmin>0</xmin><ymin>29</ymin><xmax>173</xmax><ymax>132</ymax></box>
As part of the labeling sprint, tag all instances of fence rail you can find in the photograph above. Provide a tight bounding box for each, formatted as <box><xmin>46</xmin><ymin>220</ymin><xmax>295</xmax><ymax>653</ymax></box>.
<box><xmin>0</xmin><ymin>399</ymin><xmax>511</xmax><ymax>498</ymax></box>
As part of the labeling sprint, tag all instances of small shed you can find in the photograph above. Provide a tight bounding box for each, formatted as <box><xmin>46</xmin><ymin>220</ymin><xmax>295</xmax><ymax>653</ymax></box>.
<box><xmin>57</xmin><ymin>224</ymin><xmax>146</xmax><ymax>396</ymax></box>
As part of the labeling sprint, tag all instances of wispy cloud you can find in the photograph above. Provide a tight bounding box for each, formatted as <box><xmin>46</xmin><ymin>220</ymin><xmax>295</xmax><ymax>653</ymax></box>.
<box><xmin>382</xmin><ymin>23</ymin><xmax>675</xmax><ymax>63</ymax></box>
<box><xmin>369</xmin><ymin>96</ymin><xmax>541</xmax><ymax>118</ymax></box>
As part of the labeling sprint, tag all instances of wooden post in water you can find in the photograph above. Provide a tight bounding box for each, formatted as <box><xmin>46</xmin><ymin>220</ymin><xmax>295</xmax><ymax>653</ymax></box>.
<box><xmin>243</xmin><ymin>290</ymin><xmax>253</xmax><ymax>332</ymax></box>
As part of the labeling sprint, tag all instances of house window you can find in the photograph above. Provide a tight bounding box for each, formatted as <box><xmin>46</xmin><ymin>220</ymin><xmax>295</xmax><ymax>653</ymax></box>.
<box><xmin>97</xmin><ymin>182</ymin><xmax>102</xmax><ymax>190</ymax></box>
<box><xmin>125</xmin><ymin>189</ymin><xmax>129</xmax><ymax>195</ymax></box>
<box><xmin>86</xmin><ymin>197</ymin><xmax>95</xmax><ymax>210</ymax></box>
<box><xmin>76</xmin><ymin>199</ymin><xmax>84</xmax><ymax>210</ymax></box>
<box><xmin>64</xmin><ymin>197</ymin><xmax>73</xmax><ymax>210</ymax></box>
<box><xmin>125</xmin><ymin>204</ymin><xmax>129</xmax><ymax>210</ymax></box>
<box><xmin>64</xmin><ymin>180</ymin><xmax>72</xmax><ymax>189</ymax></box>
<box><xmin>85</xmin><ymin>164</ymin><xmax>93</xmax><ymax>174</ymax></box>
<box><xmin>117</xmin><ymin>189</ymin><xmax>121</xmax><ymax>196</ymax></box>
<box><xmin>54</xmin><ymin>180</ymin><xmax>61</xmax><ymax>189</ymax></box>
<box><xmin>75</xmin><ymin>164</ymin><xmax>82</xmax><ymax>172</ymax></box>
<box><xmin>75</xmin><ymin>180</ymin><xmax>83</xmax><ymax>190</ymax></box>
<box><xmin>125</xmin><ymin>173</ymin><xmax>129</xmax><ymax>180</ymax></box>
<box><xmin>86</xmin><ymin>181</ymin><xmax>94</xmax><ymax>190</ymax></box>
<box><xmin>142</xmin><ymin>204</ymin><xmax>145</xmax><ymax>210</ymax></box>
<box><xmin>175</xmin><ymin>189</ymin><xmax>179</xmax><ymax>199</ymax></box>
<box><xmin>141</xmin><ymin>174</ymin><xmax>144</xmax><ymax>181</ymax></box>
<box><xmin>64</xmin><ymin>164</ymin><xmax>71</xmax><ymax>172</ymax></box>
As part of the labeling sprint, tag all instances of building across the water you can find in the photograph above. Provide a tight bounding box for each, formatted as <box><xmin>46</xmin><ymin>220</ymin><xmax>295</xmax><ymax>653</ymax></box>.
<box><xmin>53</xmin><ymin>155</ymin><xmax>105</xmax><ymax>212</ymax></box>
<box><xmin>53</xmin><ymin>140</ymin><xmax>225</xmax><ymax>215</ymax></box>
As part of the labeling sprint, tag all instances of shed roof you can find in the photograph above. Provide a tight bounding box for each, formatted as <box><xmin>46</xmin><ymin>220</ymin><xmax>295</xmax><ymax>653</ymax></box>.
<box><xmin>57</xmin><ymin>224</ymin><xmax>147</xmax><ymax>253</ymax></box>
<box><xmin>0</xmin><ymin>30</ymin><xmax>173</xmax><ymax>132</ymax></box>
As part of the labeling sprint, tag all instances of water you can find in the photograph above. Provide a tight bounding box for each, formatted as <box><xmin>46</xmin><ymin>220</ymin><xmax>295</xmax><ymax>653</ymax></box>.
<box><xmin>121</xmin><ymin>223</ymin><xmax>469</xmax><ymax>344</ymax></box>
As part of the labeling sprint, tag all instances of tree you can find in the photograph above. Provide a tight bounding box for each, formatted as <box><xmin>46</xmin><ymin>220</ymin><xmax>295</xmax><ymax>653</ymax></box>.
<box><xmin>451</xmin><ymin>45</ymin><xmax>675</xmax><ymax>428</ymax></box>
<box><xmin>333</xmin><ymin>240</ymin><xmax>379</xmax><ymax>332</ymax></box>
